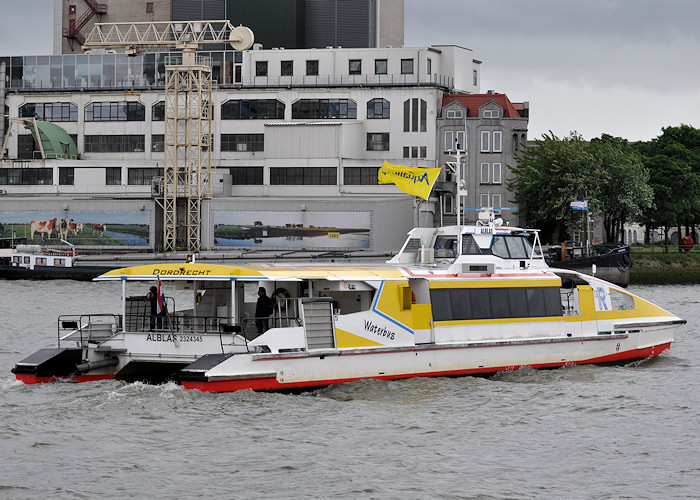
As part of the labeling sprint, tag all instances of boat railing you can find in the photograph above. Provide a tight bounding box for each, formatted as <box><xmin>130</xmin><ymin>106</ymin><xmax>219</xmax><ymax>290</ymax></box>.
<box><xmin>58</xmin><ymin>313</ymin><xmax>121</xmax><ymax>347</ymax></box>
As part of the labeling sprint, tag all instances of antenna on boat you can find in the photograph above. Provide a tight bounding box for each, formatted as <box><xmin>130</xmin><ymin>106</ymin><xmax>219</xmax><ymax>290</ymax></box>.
<box><xmin>445</xmin><ymin>144</ymin><xmax>467</xmax><ymax>226</ymax></box>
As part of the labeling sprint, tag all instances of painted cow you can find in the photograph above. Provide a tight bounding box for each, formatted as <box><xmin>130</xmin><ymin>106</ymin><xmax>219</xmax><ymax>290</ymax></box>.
<box><xmin>91</xmin><ymin>223</ymin><xmax>107</xmax><ymax>236</ymax></box>
<box><xmin>30</xmin><ymin>219</ymin><xmax>57</xmax><ymax>242</ymax></box>
<box><xmin>58</xmin><ymin>217</ymin><xmax>73</xmax><ymax>240</ymax></box>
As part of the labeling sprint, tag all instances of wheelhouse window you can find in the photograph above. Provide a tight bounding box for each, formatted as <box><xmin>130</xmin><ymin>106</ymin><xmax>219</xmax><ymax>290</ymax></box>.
<box><xmin>434</xmin><ymin>236</ymin><xmax>458</xmax><ymax>259</ymax></box>
<box><xmin>490</xmin><ymin>235</ymin><xmax>535</xmax><ymax>259</ymax></box>
<box><xmin>461</xmin><ymin>234</ymin><xmax>481</xmax><ymax>255</ymax></box>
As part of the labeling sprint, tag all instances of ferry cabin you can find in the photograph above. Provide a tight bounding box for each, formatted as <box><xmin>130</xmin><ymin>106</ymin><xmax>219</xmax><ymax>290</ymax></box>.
<box><xmin>12</xmin><ymin>224</ymin><xmax>683</xmax><ymax>390</ymax></box>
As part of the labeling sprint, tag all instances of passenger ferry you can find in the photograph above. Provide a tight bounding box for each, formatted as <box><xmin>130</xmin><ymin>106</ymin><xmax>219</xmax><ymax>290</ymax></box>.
<box><xmin>12</xmin><ymin>214</ymin><xmax>685</xmax><ymax>392</ymax></box>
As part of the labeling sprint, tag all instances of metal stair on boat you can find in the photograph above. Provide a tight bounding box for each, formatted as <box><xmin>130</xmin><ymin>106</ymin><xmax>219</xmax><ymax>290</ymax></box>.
<box><xmin>301</xmin><ymin>298</ymin><xmax>335</xmax><ymax>349</ymax></box>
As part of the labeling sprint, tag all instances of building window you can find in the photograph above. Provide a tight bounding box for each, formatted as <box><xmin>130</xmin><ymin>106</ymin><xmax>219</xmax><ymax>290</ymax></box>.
<box><xmin>292</xmin><ymin>99</ymin><xmax>357</xmax><ymax>119</ymax></box>
<box><xmin>255</xmin><ymin>61</ymin><xmax>268</xmax><ymax>77</ymax></box>
<box><xmin>492</xmin><ymin>193</ymin><xmax>502</xmax><ymax>209</ymax></box>
<box><xmin>270</xmin><ymin>167</ymin><xmax>337</xmax><ymax>185</ymax></box>
<box><xmin>480</xmin><ymin>193</ymin><xmax>489</xmax><ymax>207</ymax></box>
<box><xmin>106</xmin><ymin>167</ymin><xmax>122</xmax><ymax>185</ymax></box>
<box><xmin>493</xmin><ymin>131</ymin><xmax>502</xmax><ymax>152</ymax></box>
<box><xmin>481</xmin><ymin>163</ymin><xmax>489</xmax><ymax>183</ymax></box>
<box><xmin>152</xmin><ymin>101</ymin><xmax>165</xmax><ymax>121</ymax></box>
<box><xmin>230</xmin><ymin>167</ymin><xmax>263</xmax><ymax>185</ymax></box>
<box><xmin>403</xmin><ymin>146</ymin><xmax>410</xmax><ymax>158</ymax></box>
<box><xmin>473</xmin><ymin>69</ymin><xmax>478</xmax><ymax>86</ymax></box>
<box><xmin>0</xmin><ymin>168</ymin><xmax>53</xmax><ymax>185</ymax></box>
<box><xmin>366</xmin><ymin>133</ymin><xmax>389</xmax><ymax>151</ymax></box>
<box><xmin>456</xmin><ymin>131</ymin><xmax>465</xmax><ymax>151</ymax></box>
<box><xmin>481</xmin><ymin>131</ymin><xmax>490</xmax><ymax>152</ymax></box>
<box><xmin>445</xmin><ymin>131</ymin><xmax>453</xmax><ymax>151</ymax></box>
<box><xmin>85</xmin><ymin>102</ymin><xmax>145</xmax><ymax>121</ymax></box>
<box><xmin>349</xmin><ymin>59</ymin><xmax>362</xmax><ymax>75</ymax></box>
<box><xmin>281</xmin><ymin>60</ymin><xmax>293</xmax><ymax>76</ymax></box>
<box><xmin>220</xmin><ymin>134</ymin><xmax>264</xmax><ymax>152</ymax></box>
<box><xmin>221</xmin><ymin>99</ymin><xmax>285</xmax><ymax>120</ymax></box>
<box><xmin>443</xmin><ymin>192</ymin><xmax>454</xmax><ymax>214</ymax></box>
<box><xmin>446</xmin><ymin>109</ymin><xmax>463</xmax><ymax>119</ymax></box>
<box><xmin>427</xmin><ymin>58</ymin><xmax>432</xmax><ymax>75</ymax></box>
<box><xmin>306</xmin><ymin>60</ymin><xmax>319</xmax><ymax>76</ymax></box>
<box><xmin>151</xmin><ymin>134</ymin><xmax>164</xmax><ymax>152</ymax></box>
<box><xmin>403</xmin><ymin>98</ymin><xmax>427</xmax><ymax>132</ymax></box>
<box><xmin>367</xmin><ymin>98</ymin><xmax>390</xmax><ymax>119</ymax></box>
<box><xmin>146</xmin><ymin>2</ymin><xmax>153</xmax><ymax>13</ymax></box>
<box><xmin>19</xmin><ymin>102</ymin><xmax>78</xmax><ymax>122</ymax></box>
<box><xmin>375</xmin><ymin>59</ymin><xmax>387</xmax><ymax>75</ymax></box>
<box><xmin>401</xmin><ymin>59</ymin><xmax>414</xmax><ymax>74</ymax></box>
<box><xmin>484</xmin><ymin>109</ymin><xmax>500</xmax><ymax>118</ymax></box>
<box><xmin>128</xmin><ymin>167</ymin><xmax>163</xmax><ymax>185</ymax></box>
<box><xmin>492</xmin><ymin>163</ymin><xmax>502</xmax><ymax>184</ymax></box>
<box><xmin>84</xmin><ymin>135</ymin><xmax>145</xmax><ymax>153</ymax></box>
<box><xmin>344</xmin><ymin>167</ymin><xmax>380</xmax><ymax>185</ymax></box>
<box><xmin>58</xmin><ymin>167</ymin><xmax>74</xmax><ymax>185</ymax></box>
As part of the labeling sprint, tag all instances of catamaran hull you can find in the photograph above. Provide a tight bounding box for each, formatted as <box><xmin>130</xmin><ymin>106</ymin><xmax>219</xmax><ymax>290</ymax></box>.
<box><xmin>178</xmin><ymin>327</ymin><xmax>677</xmax><ymax>393</ymax></box>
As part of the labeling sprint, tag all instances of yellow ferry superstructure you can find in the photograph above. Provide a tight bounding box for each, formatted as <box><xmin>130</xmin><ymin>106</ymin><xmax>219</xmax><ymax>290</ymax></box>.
<box><xmin>13</xmin><ymin>222</ymin><xmax>685</xmax><ymax>392</ymax></box>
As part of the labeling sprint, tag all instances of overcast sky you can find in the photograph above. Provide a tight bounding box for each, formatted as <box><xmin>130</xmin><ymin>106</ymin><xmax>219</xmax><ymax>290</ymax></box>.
<box><xmin>3</xmin><ymin>0</ymin><xmax>700</xmax><ymax>142</ymax></box>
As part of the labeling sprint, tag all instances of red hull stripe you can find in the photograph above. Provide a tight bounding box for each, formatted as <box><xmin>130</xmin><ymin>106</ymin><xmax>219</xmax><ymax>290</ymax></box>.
<box><xmin>181</xmin><ymin>342</ymin><xmax>672</xmax><ymax>393</ymax></box>
<box><xmin>15</xmin><ymin>373</ymin><xmax>115</xmax><ymax>384</ymax></box>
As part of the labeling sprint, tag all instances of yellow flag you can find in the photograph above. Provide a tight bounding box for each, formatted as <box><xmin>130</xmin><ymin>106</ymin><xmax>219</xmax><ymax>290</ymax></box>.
<box><xmin>377</xmin><ymin>161</ymin><xmax>442</xmax><ymax>200</ymax></box>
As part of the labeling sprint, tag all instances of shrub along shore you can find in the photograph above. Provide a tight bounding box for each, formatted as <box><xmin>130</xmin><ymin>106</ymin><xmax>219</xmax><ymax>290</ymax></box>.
<box><xmin>630</xmin><ymin>248</ymin><xmax>700</xmax><ymax>284</ymax></box>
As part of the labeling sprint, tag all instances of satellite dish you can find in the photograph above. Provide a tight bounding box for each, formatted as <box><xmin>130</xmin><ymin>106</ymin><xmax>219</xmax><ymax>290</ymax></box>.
<box><xmin>229</xmin><ymin>26</ymin><xmax>254</xmax><ymax>50</ymax></box>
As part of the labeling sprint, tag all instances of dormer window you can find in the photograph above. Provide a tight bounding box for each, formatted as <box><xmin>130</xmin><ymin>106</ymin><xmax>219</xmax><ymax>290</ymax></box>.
<box><xmin>483</xmin><ymin>109</ymin><xmax>500</xmax><ymax>118</ymax></box>
<box><xmin>446</xmin><ymin>110</ymin><xmax>463</xmax><ymax>119</ymax></box>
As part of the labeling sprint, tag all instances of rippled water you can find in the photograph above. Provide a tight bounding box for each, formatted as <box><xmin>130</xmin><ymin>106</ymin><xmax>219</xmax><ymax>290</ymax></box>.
<box><xmin>1</xmin><ymin>281</ymin><xmax>699</xmax><ymax>499</ymax></box>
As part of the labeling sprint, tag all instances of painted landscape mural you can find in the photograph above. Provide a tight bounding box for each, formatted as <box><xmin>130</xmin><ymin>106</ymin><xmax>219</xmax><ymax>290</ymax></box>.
<box><xmin>0</xmin><ymin>210</ymin><xmax>150</xmax><ymax>247</ymax></box>
<box><xmin>213</xmin><ymin>210</ymin><xmax>371</xmax><ymax>249</ymax></box>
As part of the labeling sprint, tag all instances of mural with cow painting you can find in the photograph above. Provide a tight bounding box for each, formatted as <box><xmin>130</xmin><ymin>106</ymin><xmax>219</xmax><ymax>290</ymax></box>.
<box><xmin>0</xmin><ymin>210</ymin><xmax>150</xmax><ymax>247</ymax></box>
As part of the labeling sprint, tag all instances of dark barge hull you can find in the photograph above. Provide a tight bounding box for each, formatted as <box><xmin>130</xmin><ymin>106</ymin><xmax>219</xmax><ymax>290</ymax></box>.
<box><xmin>547</xmin><ymin>246</ymin><xmax>631</xmax><ymax>287</ymax></box>
<box><xmin>0</xmin><ymin>264</ymin><xmax>115</xmax><ymax>281</ymax></box>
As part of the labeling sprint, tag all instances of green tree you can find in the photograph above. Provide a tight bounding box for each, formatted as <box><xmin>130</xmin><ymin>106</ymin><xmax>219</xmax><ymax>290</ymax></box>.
<box><xmin>508</xmin><ymin>132</ymin><xmax>599</xmax><ymax>243</ymax></box>
<box><xmin>589</xmin><ymin>135</ymin><xmax>653</xmax><ymax>244</ymax></box>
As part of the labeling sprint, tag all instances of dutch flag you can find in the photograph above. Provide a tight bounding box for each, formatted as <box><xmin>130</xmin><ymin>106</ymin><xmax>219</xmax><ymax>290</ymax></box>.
<box><xmin>156</xmin><ymin>276</ymin><xmax>167</xmax><ymax>315</ymax></box>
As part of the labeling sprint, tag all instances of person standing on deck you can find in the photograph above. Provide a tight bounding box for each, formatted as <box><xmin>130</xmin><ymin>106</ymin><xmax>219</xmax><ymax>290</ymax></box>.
<box><xmin>255</xmin><ymin>287</ymin><xmax>273</xmax><ymax>333</ymax></box>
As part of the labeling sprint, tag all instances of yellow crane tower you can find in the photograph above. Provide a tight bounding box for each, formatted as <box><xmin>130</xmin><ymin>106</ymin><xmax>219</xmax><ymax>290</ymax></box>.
<box><xmin>82</xmin><ymin>21</ymin><xmax>254</xmax><ymax>251</ymax></box>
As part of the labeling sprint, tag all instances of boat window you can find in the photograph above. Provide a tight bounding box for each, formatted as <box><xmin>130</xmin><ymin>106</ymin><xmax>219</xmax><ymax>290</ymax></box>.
<box><xmin>54</xmin><ymin>258</ymin><xmax>66</xmax><ymax>267</ymax></box>
<box><xmin>491</xmin><ymin>235</ymin><xmax>536</xmax><ymax>259</ymax></box>
<box><xmin>24</xmin><ymin>256</ymin><xmax>30</xmax><ymax>264</ymax></box>
<box><xmin>434</xmin><ymin>236</ymin><xmax>458</xmax><ymax>259</ymax></box>
<box><xmin>609</xmin><ymin>289</ymin><xmax>635</xmax><ymax>311</ymax></box>
<box><xmin>36</xmin><ymin>257</ymin><xmax>47</xmax><ymax>266</ymax></box>
<box><xmin>461</xmin><ymin>234</ymin><xmax>481</xmax><ymax>255</ymax></box>
<box><xmin>13</xmin><ymin>256</ymin><xmax>21</xmax><ymax>263</ymax></box>
<box><xmin>431</xmin><ymin>286</ymin><xmax>562</xmax><ymax>321</ymax></box>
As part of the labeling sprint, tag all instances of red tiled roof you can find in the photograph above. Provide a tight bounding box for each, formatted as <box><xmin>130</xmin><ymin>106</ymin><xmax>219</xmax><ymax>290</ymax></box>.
<box><xmin>442</xmin><ymin>93</ymin><xmax>522</xmax><ymax>118</ymax></box>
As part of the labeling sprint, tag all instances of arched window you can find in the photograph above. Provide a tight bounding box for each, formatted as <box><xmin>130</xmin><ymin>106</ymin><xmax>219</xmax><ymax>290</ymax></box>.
<box><xmin>221</xmin><ymin>99</ymin><xmax>285</xmax><ymax>119</ymax></box>
<box><xmin>152</xmin><ymin>101</ymin><xmax>165</xmax><ymax>121</ymax></box>
<box><xmin>20</xmin><ymin>102</ymin><xmax>78</xmax><ymax>122</ymax></box>
<box><xmin>85</xmin><ymin>101</ymin><xmax>145</xmax><ymax>121</ymax></box>
<box><xmin>367</xmin><ymin>98</ymin><xmax>390</xmax><ymax>119</ymax></box>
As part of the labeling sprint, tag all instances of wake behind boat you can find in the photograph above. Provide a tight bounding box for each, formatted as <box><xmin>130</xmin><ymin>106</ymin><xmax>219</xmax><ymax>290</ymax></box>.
<box><xmin>12</xmin><ymin>217</ymin><xmax>685</xmax><ymax>392</ymax></box>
